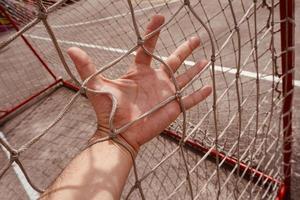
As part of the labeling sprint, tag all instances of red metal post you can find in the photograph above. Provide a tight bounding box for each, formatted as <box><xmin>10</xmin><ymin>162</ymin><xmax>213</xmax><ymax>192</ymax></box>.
<box><xmin>0</xmin><ymin>4</ymin><xmax>62</xmax><ymax>121</ymax></box>
<box><xmin>276</xmin><ymin>184</ymin><xmax>287</xmax><ymax>200</ymax></box>
<box><xmin>0</xmin><ymin>4</ymin><xmax>57</xmax><ymax>80</ymax></box>
<box><xmin>280</xmin><ymin>0</ymin><xmax>295</xmax><ymax>200</ymax></box>
<box><xmin>62</xmin><ymin>80</ymin><xmax>81</xmax><ymax>92</ymax></box>
<box><xmin>162</xmin><ymin>129</ymin><xmax>281</xmax><ymax>188</ymax></box>
<box><xmin>0</xmin><ymin>79</ymin><xmax>63</xmax><ymax>120</ymax></box>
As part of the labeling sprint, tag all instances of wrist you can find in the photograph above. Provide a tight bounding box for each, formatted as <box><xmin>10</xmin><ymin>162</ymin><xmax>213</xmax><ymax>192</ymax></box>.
<box><xmin>89</xmin><ymin>128</ymin><xmax>139</xmax><ymax>158</ymax></box>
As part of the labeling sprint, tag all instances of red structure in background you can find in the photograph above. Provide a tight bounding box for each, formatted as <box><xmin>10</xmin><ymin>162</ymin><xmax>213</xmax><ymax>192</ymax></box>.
<box><xmin>0</xmin><ymin>1</ymin><xmax>295</xmax><ymax>199</ymax></box>
<box><xmin>0</xmin><ymin>0</ymin><xmax>37</xmax><ymax>26</ymax></box>
<box><xmin>0</xmin><ymin>4</ymin><xmax>61</xmax><ymax>121</ymax></box>
<box><xmin>280</xmin><ymin>0</ymin><xmax>295</xmax><ymax>200</ymax></box>
<box><xmin>0</xmin><ymin>10</ymin><xmax>12</xmax><ymax>32</ymax></box>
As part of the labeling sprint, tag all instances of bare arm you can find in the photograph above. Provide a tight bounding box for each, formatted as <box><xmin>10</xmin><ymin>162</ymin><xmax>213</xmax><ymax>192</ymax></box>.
<box><xmin>40</xmin><ymin>136</ymin><xmax>133</xmax><ymax>200</ymax></box>
<box><xmin>41</xmin><ymin>15</ymin><xmax>211</xmax><ymax>200</ymax></box>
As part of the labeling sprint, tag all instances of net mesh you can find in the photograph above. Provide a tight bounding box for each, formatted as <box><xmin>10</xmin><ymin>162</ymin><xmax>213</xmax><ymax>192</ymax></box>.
<box><xmin>0</xmin><ymin>0</ymin><xmax>293</xmax><ymax>199</ymax></box>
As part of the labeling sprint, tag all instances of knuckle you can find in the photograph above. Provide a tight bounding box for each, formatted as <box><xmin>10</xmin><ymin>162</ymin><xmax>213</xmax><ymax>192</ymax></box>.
<box><xmin>174</xmin><ymin>53</ymin><xmax>183</xmax><ymax>64</ymax></box>
<box><xmin>82</xmin><ymin>56</ymin><xmax>92</xmax><ymax>68</ymax></box>
<box><xmin>169</xmin><ymin>54</ymin><xmax>181</xmax><ymax>66</ymax></box>
<box><xmin>187</xmin><ymin>39</ymin><xmax>195</xmax><ymax>52</ymax></box>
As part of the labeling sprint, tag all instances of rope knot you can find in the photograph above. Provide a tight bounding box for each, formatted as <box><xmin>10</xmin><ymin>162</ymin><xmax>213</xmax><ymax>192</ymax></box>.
<box><xmin>38</xmin><ymin>11</ymin><xmax>48</xmax><ymax>20</ymax></box>
<box><xmin>79</xmin><ymin>86</ymin><xmax>86</xmax><ymax>95</ymax></box>
<box><xmin>10</xmin><ymin>150</ymin><xmax>19</xmax><ymax>161</ymax></box>
<box><xmin>175</xmin><ymin>91</ymin><xmax>182</xmax><ymax>100</ymax></box>
<box><xmin>109</xmin><ymin>129</ymin><xmax>118</xmax><ymax>139</ymax></box>
<box><xmin>137</xmin><ymin>37</ymin><xmax>144</xmax><ymax>46</ymax></box>
<box><xmin>134</xmin><ymin>180</ymin><xmax>141</xmax><ymax>188</ymax></box>
<box><xmin>234</xmin><ymin>25</ymin><xmax>239</xmax><ymax>31</ymax></box>
<box><xmin>184</xmin><ymin>0</ymin><xmax>190</xmax><ymax>6</ymax></box>
<box><xmin>211</xmin><ymin>55</ymin><xmax>216</xmax><ymax>63</ymax></box>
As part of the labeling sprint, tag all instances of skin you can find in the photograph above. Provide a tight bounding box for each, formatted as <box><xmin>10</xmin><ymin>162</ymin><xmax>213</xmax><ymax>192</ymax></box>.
<box><xmin>40</xmin><ymin>15</ymin><xmax>211</xmax><ymax>200</ymax></box>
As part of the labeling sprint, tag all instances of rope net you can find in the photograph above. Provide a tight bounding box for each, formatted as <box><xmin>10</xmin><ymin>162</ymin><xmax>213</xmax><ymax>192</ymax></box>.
<box><xmin>0</xmin><ymin>0</ymin><xmax>293</xmax><ymax>199</ymax></box>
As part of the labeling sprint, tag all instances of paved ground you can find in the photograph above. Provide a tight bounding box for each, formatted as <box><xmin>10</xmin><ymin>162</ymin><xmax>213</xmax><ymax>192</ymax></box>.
<box><xmin>0</xmin><ymin>0</ymin><xmax>299</xmax><ymax>199</ymax></box>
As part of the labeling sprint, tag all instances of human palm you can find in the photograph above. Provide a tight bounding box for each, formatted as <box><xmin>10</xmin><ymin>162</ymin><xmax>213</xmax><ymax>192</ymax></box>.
<box><xmin>67</xmin><ymin>15</ymin><xmax>211</xmax><ymax>151</ymax></box>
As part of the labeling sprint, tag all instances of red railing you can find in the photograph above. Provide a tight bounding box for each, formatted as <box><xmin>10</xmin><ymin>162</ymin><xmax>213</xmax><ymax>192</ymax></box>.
<box><xmin>0</xmin><ymin>4</ymin><xmax>58</xmax><ymax>121</ymax></box>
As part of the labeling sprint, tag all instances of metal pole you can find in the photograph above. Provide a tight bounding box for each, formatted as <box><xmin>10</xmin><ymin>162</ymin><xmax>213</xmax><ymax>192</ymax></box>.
<box><xmin>280</xmin><ymin>0</ymin><xmax>295</xmax><ymax>199</ymax></box>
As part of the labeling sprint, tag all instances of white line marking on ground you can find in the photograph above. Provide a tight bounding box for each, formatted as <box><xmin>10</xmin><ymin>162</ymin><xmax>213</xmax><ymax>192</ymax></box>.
<box><xmin>26</xmin><ymin>34</ymin><xmax>300</xmax><ymax>87</ymax></box>
<box><xmin>0</xmin><ymin>132</ymin><xmax>40</xmax><ymax>200</ymax></box>
<box><xmin>46</xmin><ymin>0</ymin><xmax>180</xmax><ymax>28</ymax></box>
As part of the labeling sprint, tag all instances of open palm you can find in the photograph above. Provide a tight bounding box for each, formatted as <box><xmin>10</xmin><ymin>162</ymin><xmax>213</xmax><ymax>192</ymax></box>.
<box><xmin>67</xmin><ymin>15</ymin><xmax>211</xmax><ymax>151</ymax></box>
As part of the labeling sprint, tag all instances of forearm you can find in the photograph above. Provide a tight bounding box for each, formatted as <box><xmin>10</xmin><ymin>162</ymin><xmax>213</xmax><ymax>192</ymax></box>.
<box><xmin>41</xmin><ymin>137</ymin><xmax>134</xmax><ymax>200</ymax></box>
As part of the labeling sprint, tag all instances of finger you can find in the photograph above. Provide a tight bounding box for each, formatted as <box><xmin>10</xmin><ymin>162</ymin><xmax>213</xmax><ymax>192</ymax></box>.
<box><xmin>163</xmin><ymin>36</ymin><xmax>200</xmax><ymax>75</ymax></box>
<box><xmin>135</xmin><ymin>15</ymin><xmax>165</xmax><ymax>66</ymax></box>
<box><xmin>176</xmin><ymin>60</ymin><xmax>208</xmax><ymax>88</ymax></box>
<box><xmin>182</xmin><ymin>86</ymin><xmax>212</xmax><ymax>110</ymax></box>
<box><xmin>67</xmin><ymin>47</ymin><xmax>97</xmax><ymax>81</ymax></box>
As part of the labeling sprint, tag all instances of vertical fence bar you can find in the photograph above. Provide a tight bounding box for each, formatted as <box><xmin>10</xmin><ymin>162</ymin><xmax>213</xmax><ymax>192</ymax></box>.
<box><xmin>280</xmin><ymin>0</ymin><xmax>295</xmax><ymax>199</ymax></box>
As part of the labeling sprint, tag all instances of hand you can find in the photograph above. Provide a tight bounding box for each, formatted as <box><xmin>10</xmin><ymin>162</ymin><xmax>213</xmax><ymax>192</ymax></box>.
<box><xmin>67</xmin><ymin>15</ymin><xmax>211</xmax><ymax>152</ymax></box>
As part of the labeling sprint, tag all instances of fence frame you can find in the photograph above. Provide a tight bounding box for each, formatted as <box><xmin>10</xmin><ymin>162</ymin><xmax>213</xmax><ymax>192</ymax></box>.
<box><xmin>279</xmin><ymin>0</ymin><xmax>295</xmax><ymax>200</ymax></box>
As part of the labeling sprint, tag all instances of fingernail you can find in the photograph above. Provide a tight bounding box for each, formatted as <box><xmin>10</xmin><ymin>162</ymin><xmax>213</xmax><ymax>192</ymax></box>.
<box><xmin>191</xmin><ymin>36</ymin><xmax>200</xmax><ymax>44</ymax></box>
<box><xmin>206</xmin><ymin>86</ymin><xmax>212</xmax><ymax>94</ymax></box>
